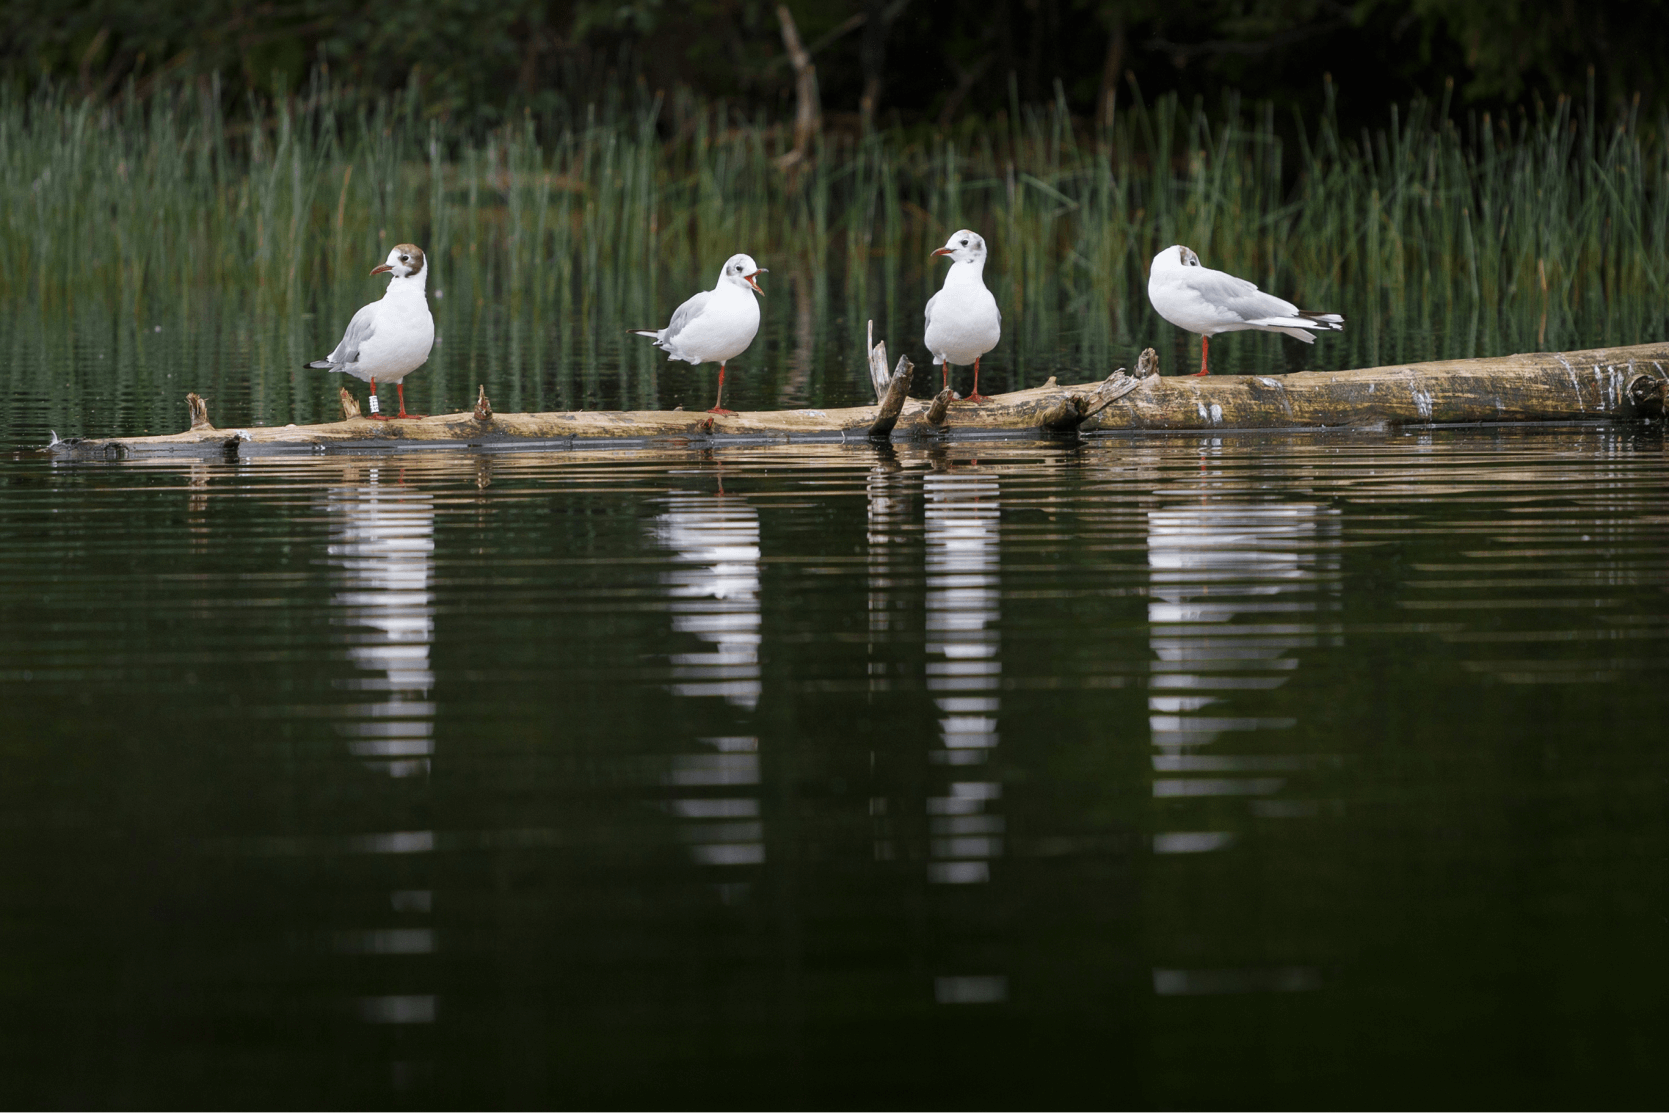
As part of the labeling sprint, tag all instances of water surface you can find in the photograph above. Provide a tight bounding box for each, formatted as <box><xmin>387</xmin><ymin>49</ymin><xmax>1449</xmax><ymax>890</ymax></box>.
<box><xmin>1</xmin><ymin>427</ymin><xmax>1664</xmax><ymax>1105</ymax></box>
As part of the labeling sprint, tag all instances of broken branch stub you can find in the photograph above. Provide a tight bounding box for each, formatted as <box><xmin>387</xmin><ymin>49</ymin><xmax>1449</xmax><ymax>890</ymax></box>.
<box><xmin>866</xmin><ymin>321</ymin><xmax>892</xmax><ymax>402</ymax></box>
<box><xmin>1079</xmin><ymin>348</ymin><xmax>1160</xmax><ymax>433</ymax></box>
<box><xmin>925</xmin><ymin>388</ymin><xmax>955</xmax><ymax>427</ymax></box>
<box><xmin>186</xmin><ymin>393</ymin><xmax>214</xmax><ymax>432</ymax></box>
<box><xmin>339</xmin><ymin>388</ymin><xmax>362</xmax><ymax>421</ymax></box>
<box><xmin>474</xmin><ymin>385</ymin><xmax>494</xmax><ymax>422</ymax></box>
<box><xmin>1037</xmin><ymin>394</ymin><xmax>1086</xmax><ymax>432</ymax></box>
<box><xmin>1626</xmin><ymin>372</ymin><xmax>1665</xmax><ymax>417</ymax></box>
<box><xmin>867</xmin><ymin>355</ymin><xmax>915</xmax><ymax>440</ymax></box>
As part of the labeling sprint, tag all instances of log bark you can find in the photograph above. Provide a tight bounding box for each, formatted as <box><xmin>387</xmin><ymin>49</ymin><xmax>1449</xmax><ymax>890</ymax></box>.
<box><xmin>46</xmin><ymin>342</ymin><xmax>1669</xmax><ymax>460</ymax></box>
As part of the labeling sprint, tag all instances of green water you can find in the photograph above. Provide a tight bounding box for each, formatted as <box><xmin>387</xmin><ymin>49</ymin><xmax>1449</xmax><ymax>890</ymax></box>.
<box><xmin>0</xmin><ymin>426</ymin><xmax>1664</xmax><ymax>1105</ymax></box>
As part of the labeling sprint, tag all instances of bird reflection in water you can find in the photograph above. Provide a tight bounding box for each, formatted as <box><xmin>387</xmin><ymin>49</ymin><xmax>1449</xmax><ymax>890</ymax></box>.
<box><xmin>1146</xmin><ymin>495</ymin><xmax>1339</xmax><ymax>993</ymax></box>
<box><xmin>325</xmin><ymin>466</ymin><xmax>439</xmax><ymax>1059</ymax></box>
<box><xmin>653</xmin><ymin>494</ymin><xmax>766</xmax><ymax>883</ymax></box>
<box><xmin>1147</xmin><ymin>500</ymin><xmax>1340</xmax><ymax>832</ymax></box>
<box><xmin>923</xmin><ymin>469</ymin><xmax>1004</xmax><ymax>885</ymax></box>
<box><xmin>327</xmin><ymin>467</ymin><xmax>436</xmax><ymax>778</ymax></box>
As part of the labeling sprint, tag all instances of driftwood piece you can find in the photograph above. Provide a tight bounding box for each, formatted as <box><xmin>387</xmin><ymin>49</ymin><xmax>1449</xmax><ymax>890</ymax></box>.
<box><xmin>1628</xmin><ymin>373</ymin><xmax>1666</xmax><ymax>416</ymax></box>
<box><xmin>186</xmin><ymin>393</ymin><xmax>214</xmax><ymax>431</ymax></box>
<box><xmin>339</xmin><ymin>388</ymin><xmax>361</xmax><ymax>421</ymax></box>
<box><xmin>1078</xmin><ymin>348</ymin><xmax>1161</xmax><ymax>433</ymax></box>
<box><xmin>44</xmin><ymin>342</ymin><xmax>1669</xmax><ymax>460</ymax></box>
<box><xmin>868</xmin><ymin>356</ymin><xmax>915</xmax><ymax>439</ymax></box>
<box><xmin>866</xmin><ymin>321</ymin><xmax>891</xmax><ymax>401</ymax></box>
<box><xmin>925</xmin><ymin>389</ymin><xmax>955</xmax><ymax>427</ymax></box>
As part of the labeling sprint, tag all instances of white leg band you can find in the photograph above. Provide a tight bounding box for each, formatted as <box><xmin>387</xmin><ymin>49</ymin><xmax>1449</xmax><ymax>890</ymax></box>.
<box><xmin>368</xmin><ymin>393</ymin><xmax>380</xmax><ymax>414</ymax></box>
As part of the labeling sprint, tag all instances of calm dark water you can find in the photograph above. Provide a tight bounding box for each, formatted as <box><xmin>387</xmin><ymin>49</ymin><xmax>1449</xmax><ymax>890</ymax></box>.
<box><xmin>1</xmin><ymin>428</ymin><xmax>1665</xmax><ymax>1106</ymax></box>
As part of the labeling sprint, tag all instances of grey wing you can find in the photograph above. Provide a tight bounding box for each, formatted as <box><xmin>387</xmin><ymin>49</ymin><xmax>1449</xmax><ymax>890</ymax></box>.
<box><xmin>923</xmin><ymin>290</ymin><xmax>940</xmax><ymax>331</ymax></box>
<box><xmin>1191</xmin><ymin>267</ymin><xmax>1298</xmax><ymax>322</ymax></box>
<box><xmin>662</xmin><ymin>290</ymin><xmax>713</xmax><ymax>346</ymax></box>
<box><xmin>326</xmin><ymin>303</ymin><xmax>377</xmax><ymax>365</ymax></box>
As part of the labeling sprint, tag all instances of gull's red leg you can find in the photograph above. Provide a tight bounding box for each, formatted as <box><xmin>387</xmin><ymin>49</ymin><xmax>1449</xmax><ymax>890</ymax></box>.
<box><xmin>1190</xmin><ymin>336</ymin><xmax>1210</xmax><ymax>376</ymax></box>
<box><xmin>707</xmin><ymin>362</ymin><xmax>735</xmax><ymax>415</ymax></box>
<box><xmin>966</xmin><ymin>355</ymin><xmax>990</xmax><ymax>403</ymax></box>
<box><xmin>941</xmin><ymin>362</ymin><xmax>949</xmax><ymax>393</ymax></box>
<box><xmin>394</xmin><ymin>382</ymin><xmax>425</xmax><ymax>419</ymax></box>
<box><xmin>368</xmin><ymin>377</ymin><xmax>392</xmax><ymax>420</ymax></box>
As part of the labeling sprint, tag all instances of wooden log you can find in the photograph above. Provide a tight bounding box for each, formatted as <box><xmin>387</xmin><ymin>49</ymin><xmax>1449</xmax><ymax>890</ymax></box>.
<box><xmin>43</xmin><ymin>341</ymin><xmax>1669</xmax><ymax>459</ymax></box>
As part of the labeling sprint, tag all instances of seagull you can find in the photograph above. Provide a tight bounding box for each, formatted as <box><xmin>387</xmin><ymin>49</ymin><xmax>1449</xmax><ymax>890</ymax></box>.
<box><xmin>306</xmin><ymin>244</ymin><xmax>435</xmax><ymax>419</ymax></box>
<box><xmin>1148</xmin><ymin>245</ymin><xmax>1343</xmax><ymax>375</ymax></box>
<box><xmin>630</xmin><ymin>254</ymin><xmax>766</xmax><ymax>415</ymax></box>
<box><xmin>924</xmin><ymin>230</ymin><xmax>1002</xmax><ymax>402</ymax></box>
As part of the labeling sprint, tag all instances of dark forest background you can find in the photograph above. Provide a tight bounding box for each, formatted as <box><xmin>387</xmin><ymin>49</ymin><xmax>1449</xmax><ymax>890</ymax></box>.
<box><xmin>6</xmin><ymin>0</ymin><xmax>1669</xmax><ymax>128</ymax></box>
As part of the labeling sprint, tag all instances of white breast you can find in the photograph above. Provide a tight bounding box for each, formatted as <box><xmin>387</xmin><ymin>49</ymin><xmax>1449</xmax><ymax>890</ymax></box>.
<box><xmin>667</xmin><ymin>286</ymin><xmax>759</xmax><ymax>365</ymax></box>
<box><xmin>925</xmin><ymin>275</ymin><xmax>1000</xmax><ymax>367</ymax></box>
<box><xmin>353</xmin><ymin>289</ymin><xmax>435</xmax><ymax>383</ymax></box>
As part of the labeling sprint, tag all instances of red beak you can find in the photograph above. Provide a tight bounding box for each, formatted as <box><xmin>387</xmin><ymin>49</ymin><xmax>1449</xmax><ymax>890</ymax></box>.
<box><xmin>745</xmin><ymin>268</ymin><xmax>767</xmax><ymax>295</ymax></box>
<box><xmin>931</xmin><ymin>247</ymin><xmax>954</xmax><ymax>258</ymax></box>
<box><xmin>370</xmin><ymin>263</ymin><xmax>393</xmax><ymax>276</ymax></box>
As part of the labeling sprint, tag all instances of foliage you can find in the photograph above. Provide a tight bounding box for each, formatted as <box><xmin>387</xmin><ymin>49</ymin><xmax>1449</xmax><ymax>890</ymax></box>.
<box><xmin>5</xmin><ymin>0</ymin><xmax>1669</xmax><ymax>130</ymax></box>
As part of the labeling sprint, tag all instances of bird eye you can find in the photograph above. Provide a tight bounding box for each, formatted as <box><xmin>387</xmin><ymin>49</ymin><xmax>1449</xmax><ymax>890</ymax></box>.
<box><xmin>400</xmin><ymin>255</ymin><xmax>409</xmax><ymax>262</ymax></box>
<box><xmin>959</xmin><ymin>239</ymin><xmax>968</xmax><ymax>246</ymax></box>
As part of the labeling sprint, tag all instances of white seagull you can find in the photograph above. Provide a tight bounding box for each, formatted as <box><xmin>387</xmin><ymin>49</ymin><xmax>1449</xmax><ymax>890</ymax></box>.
<box><xmin>1148</xmin><ymin>245</ymin><xmax>1343</xmax><ymax>375</ymax></box>
<box><xmin>924</xmin><ymin>230</ymin><xmax>1002</xmax><ymax>402</ymax></box>
<box><xmin>631</xmin><ymin>254</ymin><xmax>766</xmax><ymax>414</ymax></box>
<box><xmin>307</xmin><ymin>243</ymin><xmax>436</xmax><ymax>419</ymax></box>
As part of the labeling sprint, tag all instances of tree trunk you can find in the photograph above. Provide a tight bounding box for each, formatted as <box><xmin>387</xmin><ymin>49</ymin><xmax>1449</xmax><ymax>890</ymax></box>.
<box><xmin>775</xmin><ymin>6</ymin><xmax>820</xmax><ymax>169</ymax></box>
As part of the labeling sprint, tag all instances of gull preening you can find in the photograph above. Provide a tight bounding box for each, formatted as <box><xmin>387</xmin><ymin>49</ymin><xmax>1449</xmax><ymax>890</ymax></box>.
<box><xmin>1148</xmin><ymin>245</ymin><xmax>1343</xmax><ymax>375</ymax></box>
<box><xmin>631</xmin><ymin>254</ymin><xmax>766</xmax><ymax>414</ymax></box>
<box><xmin>307</xmin><ymin>244</ymin><xmax>435</xmax><ymax>419</ymax></box>
<box><xmin>925</xmin><ymin>230</ymin><xmax>1002</xmax><ymax>402</ymax></box>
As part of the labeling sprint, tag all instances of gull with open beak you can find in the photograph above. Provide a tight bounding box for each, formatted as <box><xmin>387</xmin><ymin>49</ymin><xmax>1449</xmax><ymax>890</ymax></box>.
<box><xmin>630</xmin><ymin>254</ymin><xmax>766</xmax><ymax>415</ymax></box>
<box><xmin>924</xmin><ymin>229</ymin><xmax>1002</xmax><ymax>402</ymax></box>
<box><xmin>306</xmin><ymin>243</ymin><xmax>436</xmax><ymax>419</ymax></box>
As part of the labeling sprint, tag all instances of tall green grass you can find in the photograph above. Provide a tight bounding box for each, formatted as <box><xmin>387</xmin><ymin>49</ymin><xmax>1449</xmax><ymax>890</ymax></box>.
<box><xmin>1</xmin><ymin>71</ymin><xmax>1666</xmax><ymax>432</ymax></box>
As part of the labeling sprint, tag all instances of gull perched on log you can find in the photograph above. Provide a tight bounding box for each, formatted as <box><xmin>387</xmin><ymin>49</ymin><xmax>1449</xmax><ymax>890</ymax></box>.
<box><xmin>306</xmin><ymin>244</ymin><xmax>435</xmax><ymax>419</ymax></box>
<box><xmin>631</xmin><ymin>254</ymin><xmax>767</xmax><ymax>414</ymax></box>
<box><xmin>924</xmin><ymin>229</ymin><xmax>1002</xmax><ymax>402</ymax></box>
<box><xmin>1148</xmin><ymin>245</ymin><xmax>1343</xmax><ymax>376</ymax></box>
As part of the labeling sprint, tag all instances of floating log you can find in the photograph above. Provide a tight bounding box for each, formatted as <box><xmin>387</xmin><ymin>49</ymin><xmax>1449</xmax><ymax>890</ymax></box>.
<box><xmin>45</xmin><ymin>341</ymin><xmax>1669</xmax><ymax>459</ymax></box>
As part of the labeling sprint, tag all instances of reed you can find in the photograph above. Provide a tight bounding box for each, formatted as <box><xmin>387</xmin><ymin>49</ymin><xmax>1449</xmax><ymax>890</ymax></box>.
<box><xmin>1</xmin><ymin>71</ymin><xmax>1666</xmax><ymax>427</ymax></box>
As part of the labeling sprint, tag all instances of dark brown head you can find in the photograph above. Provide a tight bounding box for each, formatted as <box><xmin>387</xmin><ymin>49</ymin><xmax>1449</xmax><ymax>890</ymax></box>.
<box><xmin>370</xmin><ymin>244</ymin><xmax>426</xmax><ymax>279</ymax></box>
